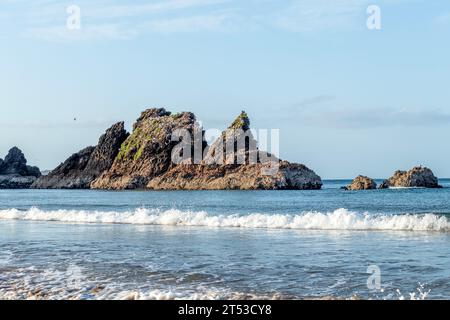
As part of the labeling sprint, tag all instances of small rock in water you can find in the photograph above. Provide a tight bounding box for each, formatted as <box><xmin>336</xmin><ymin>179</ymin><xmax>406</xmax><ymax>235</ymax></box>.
<box><xmin>379</xmin><ymin>166</ymin><xmax>441</xmax><ymax>189</ymax></box>
<box><xmin>346</xmin><ymin>175</ymin><xmax>377</xmax><ymax>190</ymax></box>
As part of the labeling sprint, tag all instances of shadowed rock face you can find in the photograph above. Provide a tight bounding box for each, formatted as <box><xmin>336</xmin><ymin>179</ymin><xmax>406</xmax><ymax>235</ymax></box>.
<box><xmin>3</xmin><ymin>147</ymin><xmax>28</xmax><ymax>176</ymax></box>
<box><xmin>1</xmin><ymin>147</ymin><xmax>41</xmax><ymax>177</ymax></box>
<box><xmin>345</xmin><ymin>175</ymin><xmax>377</xmax><ymax>190</ymax></box>
<box><xmin>84</xmin><ymin>122</ymin><xmax>130</xmax><ymax>176</ymax></box>
<box><xmin>0</xmin><ymin>147</ymin><xmax>41</xmax><ymax>189</ymax></box>
<box><xmin>379</xmin><ymin>166</ymin><xmax>441</xmax><ymax>189</ymax></box>
<box><xmin>32</xmin><ymin>122</ymin><xmax>129</xmax><ymax>189</ymax></box>
<box><xmin>31</xmin><ymin>146</ymin><xmax>95</xmax><ymax>189</ymax></box>
<box><xmin>0</xmin><ymin>175</ymin><xmax>38</xmax><ymax>189</ymax></box>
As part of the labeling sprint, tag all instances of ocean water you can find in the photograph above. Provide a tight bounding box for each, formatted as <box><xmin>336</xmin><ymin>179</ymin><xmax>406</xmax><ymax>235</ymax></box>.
<box><xmin>1</xmin><ymin>179</ymin><xmax>450</xmax><ymax>300</ymax></box>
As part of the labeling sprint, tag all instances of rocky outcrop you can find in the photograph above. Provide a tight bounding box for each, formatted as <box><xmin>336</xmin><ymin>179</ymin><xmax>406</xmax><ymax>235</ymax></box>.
<box><xmin>2</xmin><ymin>147</ymin><xmax>28</xmax><ymax>175</ymax></box>
<box><xmin>91</xmin><ymin>109</ymin><xmax>200</xmax><ymax>189</ymax></box>
<box><xmin>32</xmin><ymin>122</ymin><xmax>128</xmax><ymax>189</ymax></box>
<box><xmin>91</xmin><ymin>108</ymin><xmax>322</xmax><ymax>190</ymax></box>
<box><xmin>32</xmin><ymin>108</ymin><xmax>321</xmax><ymax>190</ymax></box>
<box><xmin>143</xmin><ymin>111</ymin><xmax>321</xmax><ymax>190</ymax></box>
<box><xmin>379</xmin><ymin>166</ymin><xmax>441</xmax><ymax>189</ymax></box>
<box><xmin>0</xmin><ymin>175</ymin><xmax>38</xmax><ymax>189</ymax></box>
<box><xmin>344</xmin><ymin>175</ymin><xmax>377</xmax><ymax>190</ymax></box>
<box><xmin>146</xmin><ymin>161</ymin><xmax>322</xmax><ymax>190</ymax></box>
<box><xmin>31</xmin><ymin>146</ymin><xmax>95</xmax><ymax>189</ymax></box>
<box><xmin>0</xmin><ymin>147</ymin><xmax>41</xmax><ymax>189</ymax></box>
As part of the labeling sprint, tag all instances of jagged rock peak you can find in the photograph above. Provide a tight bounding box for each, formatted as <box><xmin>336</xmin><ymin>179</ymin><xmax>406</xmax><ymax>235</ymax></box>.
<box><xmin>5</xmin><ymin>147</ymin><xmax>27</xmax><ymax>166</ymax></box>
<box><xmin>84</xmin><ymin>121</ymin><xmax>129</xmax><ymax>175</ymax></box>
<box><xmin>0</xmin><ymin>146</ymin><xmax>41</xmax><ymax>178</ymax></box>
<box><xmin>228</xmin><ymin>111</ymin><xmax>250</xmax><ymax>131</ymax></box>
<box><xmin>138</xmin><ymin>107</ymin><xmax>171</xmax><ymax>120</ymax></box>
<box><xmin>0</xmin><ymin>147</ymin><xmax>41</xmax><ymax>188</ymax></box>
<box><xmin>133</xmin><ymin>108</ymin><xmax>196</xmax><ymax>130</ymax></box>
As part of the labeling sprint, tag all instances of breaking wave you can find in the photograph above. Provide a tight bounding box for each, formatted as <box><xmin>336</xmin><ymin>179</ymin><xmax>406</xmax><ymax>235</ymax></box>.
<box><xmin>0</xmin><ymin>207</ymin><xmax>449</xmax><ymax>232</ymax></box>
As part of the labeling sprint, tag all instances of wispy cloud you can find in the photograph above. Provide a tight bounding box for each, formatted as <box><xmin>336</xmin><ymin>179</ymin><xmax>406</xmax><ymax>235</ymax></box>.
<box><xmin>0</xmin><ymin>118</ymin><xmax>117</xmax><ymax>129</ymax></box>
<box><xmin>27</xmin><ymin>24</ymin><xmax>138</xmax><ymax>41</ymax></box>
<box><xmin>265</xmin><ymin>93</ymin><xmax>450</xmax><ymax>128</ymax></box>
<box><xmin>293</xmin><ymin>94</ymin><xmax>336</xmax><ymax>110</ymax></box>
<box><xmin>3</xmin><ymin>0</ymin><xmax>232</xmax><ymax>40</ymax></box>
<box><xmin>1</xmin><ymin>0</ymin><xmax>377</xmax><ymax>41</ymax></box>
<box><xmin>435</xmin><ymin>12</ymin><xmax>450</xmax><ymax>25</ymax></box>
<box><xmin>143</xmin><ymin>13</ymin><xmax>234</xmax><ymax>33</ymax></box>
<box><xmin>85</xmin><ymin>0</ymin><xmax>229</xmax><ymax>19</ymax></box>
<box><xmin>272</xmin><ymin>0</ymin><xmax>370</xmax><ymax>33</ymax></box>
<box><xmin>291</xmin><ymin>105</ymin><xmax>450</xmax><ymax>128</ymax></box>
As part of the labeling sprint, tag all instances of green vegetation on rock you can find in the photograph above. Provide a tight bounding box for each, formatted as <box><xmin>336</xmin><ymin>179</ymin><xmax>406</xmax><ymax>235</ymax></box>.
<box><xmin>117</xmin><ymin>127</ymin><xmax>144</xmax><ymax>161</ymax></box>
<box><xmin>229</xmin><ymin>111</ymin><xmax>250</xmax><ymax>130</ymax></box>
<box><xmin>116</xmin><ymin>118</ymin><xmax>170</xmax><ymax>162</ymax></box>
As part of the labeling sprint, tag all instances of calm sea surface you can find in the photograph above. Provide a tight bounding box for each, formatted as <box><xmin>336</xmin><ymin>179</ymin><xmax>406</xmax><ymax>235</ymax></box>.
<box><xmin>1</xmin><ymin>179</ymin><xmax>449</xmax><ymax>299</ymax></box>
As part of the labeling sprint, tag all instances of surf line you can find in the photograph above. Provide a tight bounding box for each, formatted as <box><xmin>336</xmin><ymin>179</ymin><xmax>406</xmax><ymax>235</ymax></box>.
<box><xmin>178</xmin><ymin>304</ymin><xmax>213</xmax><ymax>318</ymax></box>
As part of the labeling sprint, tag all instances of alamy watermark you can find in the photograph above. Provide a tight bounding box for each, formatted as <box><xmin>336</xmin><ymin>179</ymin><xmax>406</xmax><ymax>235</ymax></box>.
<box><xmin>170</xmin><ymin>127</ymin><xmax>281</xmax><ymax>176</ymax></box>
<box><xmin>66</xmin><ymin>5</ymin><xmax>81</xmax><ymax>30</ymax></box>
<box><xmin>367</xmin><ymin>5</ymin><xmax>382</xmax><ymax>30</ymax></box>
<box><xmin>367</xmin><ymin>265</ymin><xmax>382</xmax><ymax>291</ymax></box>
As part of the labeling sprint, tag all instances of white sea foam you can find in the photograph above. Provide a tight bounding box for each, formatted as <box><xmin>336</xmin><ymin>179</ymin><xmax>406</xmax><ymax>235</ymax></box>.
<box><xmin>0</xmin><ymin>265</ymin><xmax>285</xmax><ymax>300</ymax></box>
<box><xmin>0</xmin><ymin>266</ymin><xmax>430</xmax><ymax>300</ymax></box>
<box><xmin>0</xmin><ymin>207</ymin><xmax>448</xmax><ymax>232</ymax></box>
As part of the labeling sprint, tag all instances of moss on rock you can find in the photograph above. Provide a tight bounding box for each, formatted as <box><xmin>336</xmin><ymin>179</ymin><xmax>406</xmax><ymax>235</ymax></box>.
<box><xmin>229</xmin><ymin>111</ymin><xmax>250</xmax><ymax>131</ymax></box>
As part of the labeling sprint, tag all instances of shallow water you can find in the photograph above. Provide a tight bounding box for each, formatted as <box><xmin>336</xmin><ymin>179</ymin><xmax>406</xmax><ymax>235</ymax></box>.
<box><xmin>0</xmin><ymin>180</ymin><xmax>449</xmax><ymax>300</ymax></box>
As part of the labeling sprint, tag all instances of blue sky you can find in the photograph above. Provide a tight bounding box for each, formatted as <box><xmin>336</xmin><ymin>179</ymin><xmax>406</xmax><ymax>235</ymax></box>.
<box><xmin>1</xmin><ymin>0</ymin><xmax>450</xmax><ymax>178</ymax></box>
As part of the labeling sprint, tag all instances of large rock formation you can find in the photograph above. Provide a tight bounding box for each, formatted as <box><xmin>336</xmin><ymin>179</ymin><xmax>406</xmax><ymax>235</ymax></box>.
<box><xmin>91</xmin><ymin>108</ymin><xmax>322</xmax><ymax>190</ymax></box>
<box><xmin>379</xmin><ymin>166</ymin><xmax>441</xmax><ymax>189</ymax></box>
<box><xmin>0</xmin><ymin>147</ymin><xmax>41</xmax><ymax>189</ymax></box>
<box><xmin>34</xmin><ymin>108</ymin><xmax>322</xmax><ymax>190</ymax></box>
<box><xmin>344</xmin><ymin>175</ymin><xmax>377</xmax><ymax>191</ymax></box>
<box><xmin>32</xmin><ymin>122</ymin><xmax>129</xmax><ymax>189</ymax></box>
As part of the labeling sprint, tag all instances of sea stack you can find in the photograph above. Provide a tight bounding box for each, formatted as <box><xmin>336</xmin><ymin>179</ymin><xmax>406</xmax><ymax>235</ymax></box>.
<box><xmin>379</xmin><ymin>166</ymin><xmax>441</xmax><ymax>189</ymax></box>
<box><xmin>35</xmin><ymin>107</ymin><xmax>323</xmax><ymax>190</ymax></box>
<box><xmin>0</xmin><ymin>147</ymin><xmax>41</xmax><ymax>189</ymax></box>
